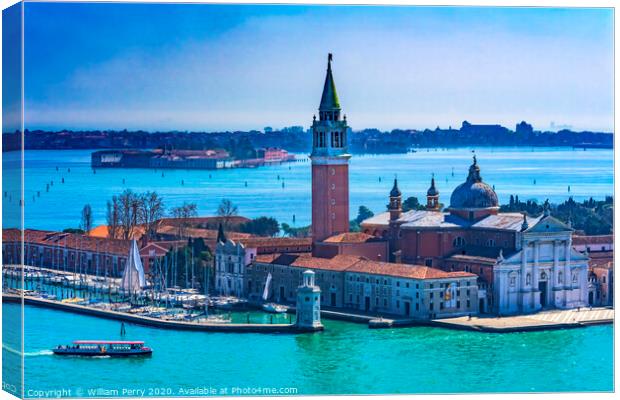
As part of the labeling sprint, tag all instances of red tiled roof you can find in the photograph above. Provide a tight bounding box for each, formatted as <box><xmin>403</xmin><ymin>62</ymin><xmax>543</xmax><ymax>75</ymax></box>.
<box><xmin>156</xmin><ymin>225</ymin><xmax>253</xmax><ymax>240</ymax></box>
<box><xmin>255</xmin><ymin>253</ymin><xmax>362</xmax><ymax>272</ymax></box>
<box><xmin>322</xmin><ymin>232</ymin><xmax>378</xmax><ymax>243</ymax></box>
<box><xmin>3</xmin><ymin>228</ymin><xmax>131</xmax><ymax>256</ymax></box>
<box><xmin>254</xmin><ymin>252</ymin><xmax>476</xmax><ymax>280</ymax></box>
<box><xmin>156</xmin><ymin>216</ymin><xmax>250</xmax><ymax>228</ymax></box>
<box><xmin>238</xmin><ymin>237</ymin><xmax>313</xmax><ymax>249</ymax></box>
<box><xmin>573</xmin><ymin>235</ymin><xmax>614</xmax><ymax>245</ymax></box>
<box><xmin>347</xmin><ymin>260</ymin><xmax>476</xmax><ymax>280</ymax></box>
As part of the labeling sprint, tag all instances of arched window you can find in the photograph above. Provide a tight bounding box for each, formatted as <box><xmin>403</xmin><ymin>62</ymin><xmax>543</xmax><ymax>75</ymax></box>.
<box><xmin>558</xmin><ymin>271</ymin><xmax>563</xmax><ymax>284</ymax></box>
<box><xmin>486</xmin><ymin>239</ymin><xmax>495</xmax><ymax>247</ymax></box>
<box><xmin>453</xmin><ymin>237</ymin><xmax>466</xmax><ymax>248</ymax></box>
<box><xmin>526</xmin><ymin>273</ymin><xmax>531</xmax><ymax>285</ymax></box>
<box><xmin>540</xmin><ymin>272</ymin><xmax>547</xmax><ymax>281</ymax></box>
<box><xmin>573</xmin><ymin>273</ymin><xmax>578</xmax><ymax>283</ymax></box>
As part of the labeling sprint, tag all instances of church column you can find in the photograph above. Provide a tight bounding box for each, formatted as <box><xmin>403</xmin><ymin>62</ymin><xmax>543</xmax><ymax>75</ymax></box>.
<box><xmin>520</xmin><ymin>239</ymin><xmax>528</xmax><ymax>311</ymax></box>
<box><xmin>552</xmin><ymin>239</ymin><xmax>560</xmax><ymax>307</ymax></box>
<box><xmin>533</xmin><ymin>241</ymin><xmax>540</xmax><ymax>310</ymax></box>
<box><xmin>564</xmin><ymin>238</ymin><xmax>572</xmax><ymax>306</ymax></box>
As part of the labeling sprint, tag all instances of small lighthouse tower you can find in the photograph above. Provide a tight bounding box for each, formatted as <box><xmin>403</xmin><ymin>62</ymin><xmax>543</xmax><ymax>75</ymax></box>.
<box><xmin>296</xmin><ymin>270</ymin><xmax>323</xmax><ymax>331</ymax></box>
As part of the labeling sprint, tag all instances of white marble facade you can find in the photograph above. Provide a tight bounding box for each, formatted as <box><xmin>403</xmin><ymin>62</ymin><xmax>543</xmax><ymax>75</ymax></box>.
<box><xmin>493</xmin><ymin>214</ymin><xmax>589</xmax><ymax>315</ymax></box>
<box><xmin>215</xmin><ymin>239</ymin><xmax>256</xmax><ymax>297</ymax></box>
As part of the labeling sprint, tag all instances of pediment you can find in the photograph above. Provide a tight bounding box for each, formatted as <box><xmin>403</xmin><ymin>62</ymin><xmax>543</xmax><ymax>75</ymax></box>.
<box><xmin>526</xmin><ymin>215</ymin><xmax>571</xmax><ymax>233</ymax></box>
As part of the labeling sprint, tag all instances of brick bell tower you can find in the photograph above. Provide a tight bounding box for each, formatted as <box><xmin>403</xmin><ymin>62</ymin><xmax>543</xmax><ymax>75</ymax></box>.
<box><xmin>311</xmin><ymin>53</ymin><xmax>350</xmax><ymax>243</ymax></box>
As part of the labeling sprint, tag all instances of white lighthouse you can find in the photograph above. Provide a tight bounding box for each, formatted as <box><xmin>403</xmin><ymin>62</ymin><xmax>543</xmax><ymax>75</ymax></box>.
<box><xmin>296</xmin><ymin>270</ymin><xmax>323</xmax><ymax>331</ymax></box>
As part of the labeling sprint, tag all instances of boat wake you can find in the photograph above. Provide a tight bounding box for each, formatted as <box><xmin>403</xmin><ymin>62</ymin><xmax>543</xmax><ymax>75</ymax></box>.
<box><xmin>2</xmin><ymin>344</ymin><xmax>53</xmax><ymax>357</ymax></box>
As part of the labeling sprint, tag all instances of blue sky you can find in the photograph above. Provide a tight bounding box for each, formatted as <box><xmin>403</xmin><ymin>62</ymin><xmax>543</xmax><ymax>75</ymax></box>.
<box><xmin>22</xmin><ymin>3</ymin><xmax>613</xmax><ymax>132</ymax></box>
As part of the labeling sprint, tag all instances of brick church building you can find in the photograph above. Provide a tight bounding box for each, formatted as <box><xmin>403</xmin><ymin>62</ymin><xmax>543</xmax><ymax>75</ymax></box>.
<box><xmin>215</xmin><ymin>54</ymin><xmax>589</xmax><ymax>317</ymax></box>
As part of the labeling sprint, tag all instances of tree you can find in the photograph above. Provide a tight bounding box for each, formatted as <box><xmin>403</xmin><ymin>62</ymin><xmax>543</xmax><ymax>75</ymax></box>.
<box><xmin>80</xmin><ymin>204</ymin><xmax>93</xmax><ymax>234</ymax></box>
<box><xmin>170</xmin><ymin>202</ymin><xmax>198</xmax><ymax>238</ymax></box>
<box><xmin>402</xmin><ymin>196</ymin><xmax>425</xmax><ymax>212</ymax></box>
<box><xmin>139</xmin><ymin>191</ymin><xmax>165</xmax><ymax>240</ymax></box>
<box><xmin>281</xmin><ymin>223</ymin><xmax>311</xmax><ymax>238</ymax></box>
<box><xmin>217</xmin><ymin>199</ymin><xmax>238</xmax><ymax>227</ymax></box>
<box><xmin>118</xmin><ymin>189</ymin><xmax>141</xmax><ymax>240</ymax></box>
<box><xmin>240</xmin><ymin>217</ymin><xmax>280</xmax><ymax>237</ymax></box>
<box><xmin>355</xmin><ymin>206</ymin><xmax>374</xmax><ymax>224</ymax></box>
<box><xmin>106</xmin><ymin>196</ymin><xmax>120</xmax><ymax>239</ymax></box>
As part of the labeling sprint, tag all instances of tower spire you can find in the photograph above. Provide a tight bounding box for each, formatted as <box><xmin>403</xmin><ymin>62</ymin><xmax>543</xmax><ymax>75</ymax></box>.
<box><xmin>319</xmin><ymin>53</ymin><xmax>340</xmax><ymax>112</ymax></box>
<box><xmin>217</xmin><ymin>223</ymin><xmax>227</xmax><ymax>244</ymax></box>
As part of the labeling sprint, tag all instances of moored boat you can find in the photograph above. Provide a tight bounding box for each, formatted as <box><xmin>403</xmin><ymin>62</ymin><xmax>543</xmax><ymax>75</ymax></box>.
<box><xmin>53</xmin><ymin>341</ymin><xmax>152</xmax><ymax>357</ymax></box>
<box><xmin>262</xmin><ymin>303</ymin><xmax>288</xmax><ymax>313</ymax></box>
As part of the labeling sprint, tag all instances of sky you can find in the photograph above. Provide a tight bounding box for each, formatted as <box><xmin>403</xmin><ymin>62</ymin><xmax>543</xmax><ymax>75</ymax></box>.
<box><xmin>17</xmin><ymin>3</ymin><xmax>614</xmax><ymax>132</ymax></box>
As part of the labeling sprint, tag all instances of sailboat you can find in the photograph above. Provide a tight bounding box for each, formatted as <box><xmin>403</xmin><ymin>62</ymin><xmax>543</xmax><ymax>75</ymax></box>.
<box><xmin>261</xmin><ymin>273</ymin><xmax>287</xmax><ymax>313</ymax></box>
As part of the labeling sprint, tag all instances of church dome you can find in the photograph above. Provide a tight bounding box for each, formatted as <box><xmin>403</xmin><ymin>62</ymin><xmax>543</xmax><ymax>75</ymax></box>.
<box><xmin>449</xmin><ymin>156</ymin><xmax>498</xmax><ymax>209</ymax></box>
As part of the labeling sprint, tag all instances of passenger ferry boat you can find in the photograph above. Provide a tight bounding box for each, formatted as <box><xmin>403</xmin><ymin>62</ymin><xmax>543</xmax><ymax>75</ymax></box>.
<box><xmin>53</xmin><ymin>340</ymin><xmax>152</xmax><ymax>357</ymax></box>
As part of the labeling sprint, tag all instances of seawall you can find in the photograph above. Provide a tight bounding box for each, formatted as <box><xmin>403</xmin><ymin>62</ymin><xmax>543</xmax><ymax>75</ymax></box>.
<box><xmin>2</xmin><ymin>294</ymin><xmax>322</xmax><ymax>334</ymax></box>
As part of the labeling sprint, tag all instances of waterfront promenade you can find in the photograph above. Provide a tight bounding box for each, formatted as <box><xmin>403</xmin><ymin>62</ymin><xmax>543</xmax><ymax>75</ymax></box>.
<box><xmin>432</xmin><ymin>307</ymin><xmax>614</xmax><ymax>333</ymax></box>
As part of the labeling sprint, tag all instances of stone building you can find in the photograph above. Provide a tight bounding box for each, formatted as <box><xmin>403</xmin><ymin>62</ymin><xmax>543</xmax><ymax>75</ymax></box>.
<box><xmin>213</xmin><ymin>53</ymin><xmax>591</xmax><ymax>319</ymax></box>
<box><xmin>361</xmin><ymin>159</ymin><xmax>590</xmax><ymax>315</ymax></box>
<box><xmin>2</xmin><ymin>228</ymin><xmax>131</xmax><ymax>277</ymax></box>
<box><xmin>248</xmin><ymin>253</ymin><xmax>478</xmax><ymax>318</ymax></box>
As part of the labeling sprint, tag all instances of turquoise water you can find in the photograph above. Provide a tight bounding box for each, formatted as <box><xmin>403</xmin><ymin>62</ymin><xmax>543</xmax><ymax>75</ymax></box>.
<box><xmin>1</xmin><ymin>147</ymin><xmax>613</xmax><ymax>230</ymax></box>
<box><xmin>2</xmin><ymin>303</ymin><xmax>613</xmax><ymax>396</ymax></box>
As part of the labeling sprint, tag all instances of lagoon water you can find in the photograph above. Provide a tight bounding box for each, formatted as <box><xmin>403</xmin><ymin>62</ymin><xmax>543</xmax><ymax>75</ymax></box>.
<box><xmin>1</xmin><ymin>146</ymin><xmax>615</xmax><ymax>395</ymax></box>
<box><xmin>2</xmin><ymin>303</ymin><xmax>613</xmax><ymax>396</ymax></box>
<box><xmin>1</xmin><ymin>147</ymin><xmax>614</xmax><ymax>231</ymax></box>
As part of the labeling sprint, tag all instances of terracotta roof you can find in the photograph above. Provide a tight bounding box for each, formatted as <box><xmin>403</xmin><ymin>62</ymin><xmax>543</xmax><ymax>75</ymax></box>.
<box><xmin>573</xmin><ymin>235</ymin><xmax>614</xmax><ymax>245</ymax></box>
<box><xmin>346</xmin><ymin>260</ymin><xmax>476</xmax><ymax>280</ymax></box>
<box><xmin>4</xmin><ymin>228</ymin><xmax>131</xmax><ymax>256</ymax></box>
<box><xmin>238</xmin><ymin>237</ymin><xmax>313</xmax><ymax>249</ymax></box>
<box><xmin>156</xmin><ymin>216</ymin><xmax>250</xmax><ymax>228</ymax></box>
<box><xmin>255</xmin><ymin>253</ymin><xmax>362</xmax><ymax>272</ymax></box>
<box><xmin>322</xmin><ymin>232</ymin><xmax>378</xmax><ymax>243</ymax></box>
<box><xmin>89</xmin><ymin>225</ymin><xmax>144</xmax><ymax>239</ymax></box>
<box><xmin>254</xmin><ymin>252</ymin><xmax>476</xmax><ymax>280</ymax></box>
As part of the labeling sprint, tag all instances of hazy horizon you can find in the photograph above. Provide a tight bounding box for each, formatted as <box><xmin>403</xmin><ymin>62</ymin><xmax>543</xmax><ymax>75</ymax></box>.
<box><xmin>13</xmin><ymin>4</ymin><xmax>615</xmax><ymax>133</ymax></box>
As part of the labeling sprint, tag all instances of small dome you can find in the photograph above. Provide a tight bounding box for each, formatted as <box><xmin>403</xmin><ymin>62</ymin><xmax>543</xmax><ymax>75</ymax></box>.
<box><xmin>449</xmin><ymin>157</ymin><xmax>498</xmax><ymax>209</ymax></box>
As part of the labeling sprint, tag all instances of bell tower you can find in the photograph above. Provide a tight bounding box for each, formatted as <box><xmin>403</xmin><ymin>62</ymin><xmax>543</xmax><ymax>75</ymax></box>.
<box><xmin>426</xmin><ymin>174</ymin><xmax>440</xmax><ymax>211</ymax></box>
<box><xmin>311</xmin><ymin>54</ymin><xmax>350</xmax><ymax>243</ymax></box>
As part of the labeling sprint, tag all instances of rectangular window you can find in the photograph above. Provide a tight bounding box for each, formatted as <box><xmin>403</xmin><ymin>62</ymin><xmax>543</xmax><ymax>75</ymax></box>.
<box><xmin>467</xmin><ymin>300</ymin><xmax>471</xmax><ymax>308</ymax></box>
<box><xmin>457</xmin><ymin>300</ymin><xmax>461</xmax><ymax>308</ymax></box>
<box><xmin>416</xmin><ymin>303</ymin><xmax>420</xmax><ymax>311</ymax></box>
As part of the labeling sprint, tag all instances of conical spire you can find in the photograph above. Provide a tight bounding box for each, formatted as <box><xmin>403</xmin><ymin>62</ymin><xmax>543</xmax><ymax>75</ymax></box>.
<box><xmin>217</xmin><ymin>223</ymin><xmax>227</xmax><ymax>243</ymax></box>
<box><xmin>390</xmin><ymin>177</ymin><xmax>401</xmax><ymax>197</ymax></box>
<box><xmin>319</xmin><ymin>53</ymin><xmax>340</xmax><ymax>111</ymax></box>
<box><xmin>427</xmin><ymin>174</ymin><xmax>439</xmax><ymax>196</ymax></box>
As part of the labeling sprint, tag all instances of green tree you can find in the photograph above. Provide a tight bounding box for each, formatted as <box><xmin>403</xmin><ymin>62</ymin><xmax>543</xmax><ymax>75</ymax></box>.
<box><xmin>402</xmin><ymin>196</ymin><xmax>426</xmax><ymax>212</ymax></box>
<box><xmin>240</xmin><ymin>216</ymin><xmax>280</xmax><ymax>237</ymax></box>
<box><xmin>355</xmin><ymin>205</ymin><xmax>374</xmax><ymax>224</ymax></box>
